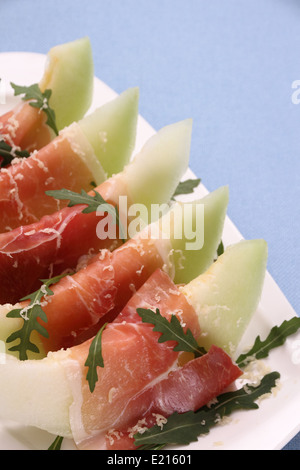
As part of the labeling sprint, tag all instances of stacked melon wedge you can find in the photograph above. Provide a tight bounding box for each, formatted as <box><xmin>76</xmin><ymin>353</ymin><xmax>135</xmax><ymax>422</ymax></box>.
<box><xmin>0</xmin><ymin>38</ymin><xmax>269</xmax><ymax>449</ymax></box>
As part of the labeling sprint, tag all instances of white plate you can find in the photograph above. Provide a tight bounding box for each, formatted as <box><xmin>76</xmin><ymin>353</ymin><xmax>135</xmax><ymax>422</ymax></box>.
<box><xmin>0</xmin><ymin>52</ymin><xmax>299</xmax><ymax>451</ymax></box>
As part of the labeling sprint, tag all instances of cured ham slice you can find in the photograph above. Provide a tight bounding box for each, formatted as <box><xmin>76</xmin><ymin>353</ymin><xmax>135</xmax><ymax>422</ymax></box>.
<box><xmin>0</xmin><ymin>87</ymin><xmax>139</xmax><ymax>232</ymax></box>
<box><xmin>113</xmin><ymin>268</ymin><xmax>201</xmax><ymax>338</ymax></box>
<box><xmin>0</xmin><ymin>104</ymin><xmax>52</xmax><ymax>154</ymax></box>
<box><xmin>63</xmin><ymin>270</ymin><xmax>240</xmax><ymax>450</ymax></box>
<box><xmin>0</xmin><ymin>177</ymin><xmax>124</xmax><ymax>303</ymax></box>
<box><xmin>0</xmin><ymin>124</ymin><xmax>104</xmax><ymax>231</ymax></box>
<box><xmin>31</xmin><ymin>240</ymin><xmax>168</xmax><ymax>353</ymax></box>
<box><xmin>0</xmin><ymin>119</ymin><xmax>192</xmax><ymax>304</ymax></box>
<box><xmin>105</xmin><ymin>345</ymin><xmax>242</xmax><ymax>450</ymax></box>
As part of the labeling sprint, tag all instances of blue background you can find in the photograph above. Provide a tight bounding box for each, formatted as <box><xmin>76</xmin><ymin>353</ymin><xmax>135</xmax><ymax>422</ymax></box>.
<box><xmin>1</xmin><ymin>0</ymin><xmax>299</xmax><ymax>450</ymax></box>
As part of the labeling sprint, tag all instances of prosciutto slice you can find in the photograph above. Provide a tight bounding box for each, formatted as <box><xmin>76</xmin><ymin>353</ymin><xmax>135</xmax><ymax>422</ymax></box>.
<box><xmin>33</xmin><ymin>240</ymin><xmax>169</xmax><ymax>352</ymax></box>
<box><xmin>0</xmin><ymin>102</ymin><xmax>52</xmax><ymax>154</ymax></box>
<box><xmin>105</xmin><ymin>345</ymin><xmax>242</xmax><ymax>450</ymax></box>
<box><xmin>0</xmin><ymin>175</ymin><xmax>127</xmax><ymax>304</ymax></box>
<box><xmin>62</xmin><ymin>269</ymin><xmax>241</xmax><ymax>450</ymax></box>
<box><xmin>0</xmin><ymin>122</ymin><xmax>105</xmax><ymax>233</ymax></box>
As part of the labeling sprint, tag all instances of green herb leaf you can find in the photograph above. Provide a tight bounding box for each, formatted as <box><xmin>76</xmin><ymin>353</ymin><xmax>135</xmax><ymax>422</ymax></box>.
<box><xmin>217</xmin><ymin>240</ymin><xmax>224</xmax><ymax>257</ymax></box>
<box><xmin>171</xmin><ymin>178</ymin><xmax>201</xmax><ymax>200</ymax></box>
<box><xmin>48</xmin><ymin>435</ymin><xmax>64</xmax><ymax>450</ymax></box>
<box><xmin>6</xmin><ymin>273</ymin><xmax>67</xmax><ymax>360</ymax></box>
<box><xmin>0</xmin><ymin>140</ymin><xmax>30</xmax><ymax>167</ymax></box>
<box><xmin>134</xmin><ymin>371</ymin><xmax>280</xmax><ymax>448</ymax></box>
<box><xmin>45</xmin><ymin>188</ymin><xmax>126</xmax><ymax>243</ymax></box>
<box><xmin>85</xmin><ymin>322</ymin><xmax>108</xmax><ymax>393</ymax></box>
<box><xmin>11</xmin><ymin>82</ymin><xmax>58</xmax><ymax>135</ymax></box>
<box><xmin>136</xmin><ymin>308</ymin><xmax>206</xmax><ymax>358</ymax></box>
<box><xmin>236</xmin><ymin>316</ymin><xmax>300</xmax><ymax>368</ymax></box>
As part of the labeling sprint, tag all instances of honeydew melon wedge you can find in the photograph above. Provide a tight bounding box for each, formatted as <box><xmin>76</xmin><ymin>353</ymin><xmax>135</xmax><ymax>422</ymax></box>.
<box><xmin>39</xmin><ymin>37</ymin><xmax>94</xmax><ymax>131</ymax></box>
<box><xmin>60</xmin><ymin>86</ymin><xmax>139</xmax><ymax>182</ymax></box>
<box><xmin>164</xmin><ymin>186</ymin><xmax>229</xmax><ymax>285</ymax></box>
<box><xmin>78</xmin><ymin>87</ymin><xmax>139</xmax><ymax>177</ymax></box>
<box><xmin>181</xmin><ymin>239</ymin><xmax>268</xmax><ymax>356</ymax></box>
<box><xmin>123</xmin><ymin>119</ymin><xmax>192</xmax><ymax>213</ymax></box>
<box><xmin>0</xmin><ymin>239</ymin><xmax>267</xmax><ymax>438</ymax></box>
<box><xmin>0</xmin><ymin>351</ymin><xmax>73</xmax><ymax>438</ymax></box>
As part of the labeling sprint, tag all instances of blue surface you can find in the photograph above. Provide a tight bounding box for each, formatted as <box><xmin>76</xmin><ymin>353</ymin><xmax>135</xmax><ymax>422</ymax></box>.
<box><xmin>0</xmin><ymin>0</ymin><xmax>299</xmax><ymax>450</ymax></box>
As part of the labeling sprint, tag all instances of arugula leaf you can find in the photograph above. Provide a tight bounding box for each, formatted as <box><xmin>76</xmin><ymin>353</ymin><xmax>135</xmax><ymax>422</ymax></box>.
<box><xmin>236</xmin><ymin>316</ymin><xmax>300</xmax><ymax>368</ymax></box>
<box><xmin>136</xmin><ymin>308</ymin><xmax>206</xmax><ymax>358</ymax></box>
<box><xmin>171</xmin><ymin>178</ymin><xmax>201</xmax><ymax>200</ymax></box>
<box><xmin>0</xmin><ymin>140</ymin><xmax>30</xmax><ymax>168</ymax></box>
<box><xmin>45</xmin><ymin>188</ymin><xmax>126</xmax><ymax>243</ymax></box>
<box><xmin>134</xmin><ymin>371</ymin><xmax>280</xmax><ymax>448</ymax></box>
<box><xmin>11</xmin><ymin>82</ymin><xmax>58</xmax><ymax>135</ymax></box>
<box><xmin>48</xmin><ymin>435</ymin><xmax>64</xmax><ymax>450</ymax></box>
<box><xmin>6</xmin><ymin>273</ymin><xmax>67</xmax><ymax>360</ymax></box>
<box><xmin>217</xmin><ymin>240</ymin><xmax>224</xmax><ymax>257</ymax></box>
<box><xmin>85</xmin><ymin>323</ymin><xmax>108</xmax><ymax>393</ymax></box>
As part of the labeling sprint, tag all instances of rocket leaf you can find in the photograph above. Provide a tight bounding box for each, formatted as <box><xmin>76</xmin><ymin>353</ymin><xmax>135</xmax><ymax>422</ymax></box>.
<box><xmin>134</xmin><ymin>371</ymin><xmax>280</xmax><ymax>448</ymax></box>
<box><xmin>236</xmin><ymin>316</ymin><xmax>300</xmax><ymax>368</ymax></box>
<box><xmin>11</xmin><ymin>82</ymin><xmax>58</xmax><ymax>135</ymax></box>
<box><xmin>171</xmin><ymin>178</ymin><xmax>201</xmax><ymax>200</ymax></box>
<box><xmin>136</xmin><ymin>307</ymin><xmax>206</xmax><ymax>358</ymax></box>
<box><xmin>0</xmin><ymin>140</ymin><xmax>30</xmax><ymax>167</ymax></box>
<box><xmin>85</xmin><ymin>322</ymin><xmax>108</xmax><ymax>393</ymax></box>
<box><xmin>46</xmin><ymin>188</ymin><xmax>126</xmax><ymax>243</ymax></box>
<box><xmin>6</xmin><ymin>273</ymin><xmax>67</xmax><ymax>360</ymax></box>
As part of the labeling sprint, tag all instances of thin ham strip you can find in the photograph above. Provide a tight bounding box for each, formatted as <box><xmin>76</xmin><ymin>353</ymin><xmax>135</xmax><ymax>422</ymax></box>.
<box><xmin>60</xmin><ymin>269</ymin><xmax>205</xmax><ymax>450</ymax></box>
<box><xmin>63</xmin><ymin>270</ymin><xmax>240</xmax><ymax>450</ymax></box>
<box><xmin>0</xmin><ymin>102</ymin><xmax>51</xmax><ymax>153</ymax></box>
<box><xmin>105</xmin><ymin>345</ymin><xmax>242</xmax><ymax>450</ymax></box>
<box><xmin>37</xmin><ymin>241</ymin><xmax>168</xmax><ymax>352</ymax></box>
<box><xmin>0</xmin><ymin>122</ymin><xmax>103</xmax><ymax>233</ymax></box>
<box><xmin>0</xmin><ymin>175</ymin><xmax>128</xmax><ymax>304</ymax></box>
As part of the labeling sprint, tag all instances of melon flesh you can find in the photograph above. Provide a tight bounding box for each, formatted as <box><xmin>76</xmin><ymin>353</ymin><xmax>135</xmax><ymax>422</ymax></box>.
<box><xmin>123</xmin><ymin>119</ymin><xmax>192</xmax><ymax>214</ymax></box>
<box><xmin>0</xmin><ymin>351</ymin><xmax>73</xmax><ymax>438</ymax></box>
<box><xmin>39</xmin><ymin>36</ymin><xmax>94</xmax><ymax>131</ymax></box>
<box><xmin>78</xmin><ymin>87</ymin><xmax>139</xmax><ymax>177</ymax></box>
<box><xmin>165</xmin><ymin>186</ymin><xmax>229</xmax><ymax>285</ymax></box>
<box><xmin>181</xmin><ymin>239</ymin><xmax>268</xmax><ymax>356</ymax></box>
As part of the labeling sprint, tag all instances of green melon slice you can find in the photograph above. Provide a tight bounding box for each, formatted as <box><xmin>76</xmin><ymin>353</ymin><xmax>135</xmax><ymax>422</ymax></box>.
<box><xmin>39</xmin><ymin>37</ymin><xmax>94</xmax><ymax>131</ymax></box>
<box><xmin>167</xmin><ymin>186</ymin><xmax>229</xmax><ymax>284</ymax></box>
<box><xmin>181</xmin><ymin>239</ymin><xmax>268</xmax><ymax>356</ymax></box>
<box><xmin>78</xmin><ymin>87</ymin><xmax>139</xmax><ymax>177</ymax></box>
<box><xmin>123</xmin><ymin>119</ymin><xmax>192</xmax><ymax>213</ymax></box>
<box><xmin>0</xmin><ymin>351</ymin><xmax>73</xmax><ymax>438</ymax></box>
